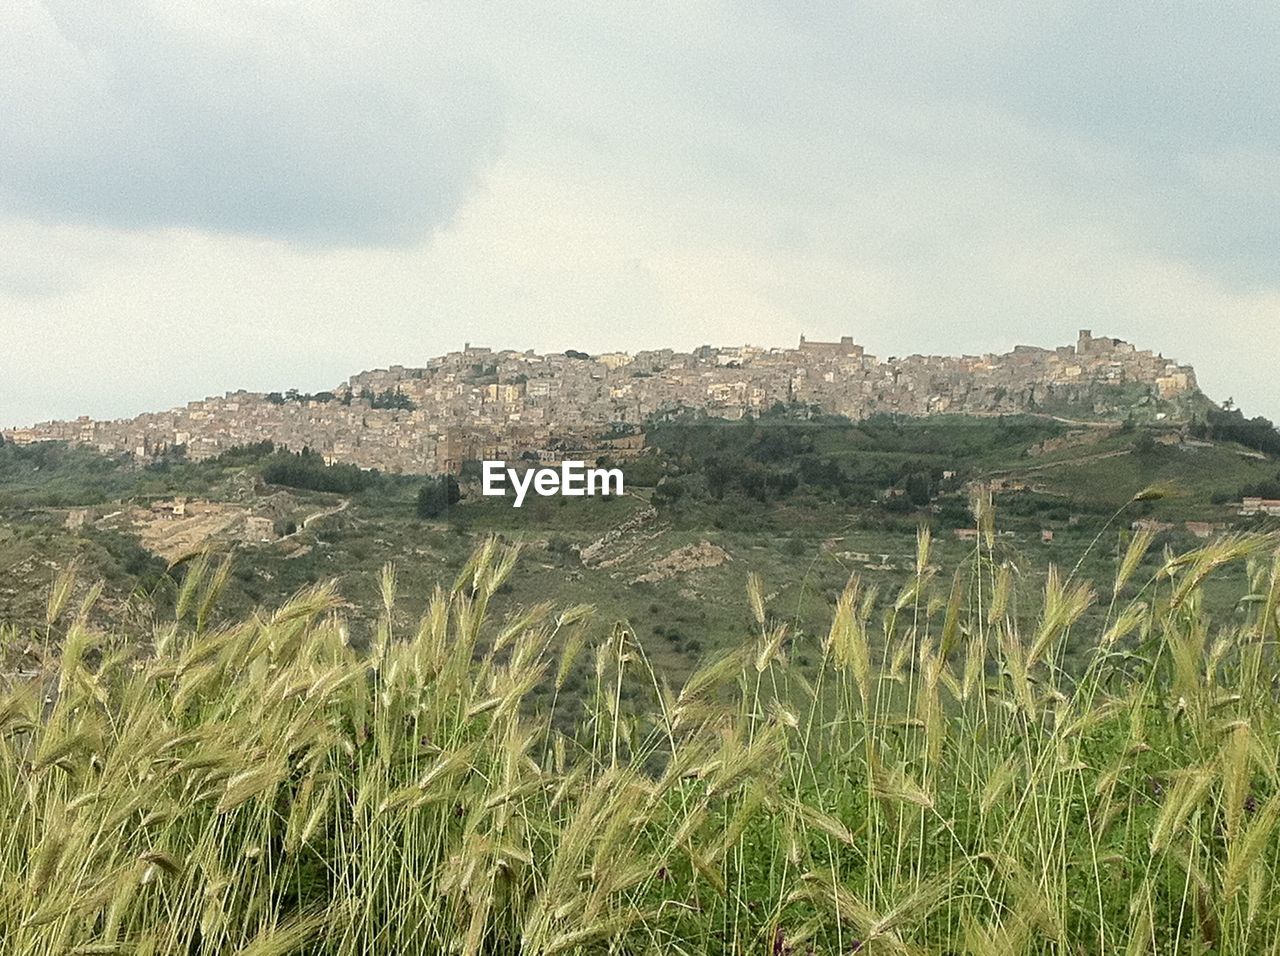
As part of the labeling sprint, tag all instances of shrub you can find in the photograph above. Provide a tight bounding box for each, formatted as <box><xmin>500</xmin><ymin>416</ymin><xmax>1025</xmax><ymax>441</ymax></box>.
<box><xmin>416</xmin><ymin>475</ymin><xmax>461</xmax><ymax>519</ymax></box>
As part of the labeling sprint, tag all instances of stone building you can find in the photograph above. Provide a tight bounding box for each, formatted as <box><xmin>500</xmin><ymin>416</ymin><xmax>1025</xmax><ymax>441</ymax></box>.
<box><xmin>5</xmin><ymin>332</ymin><xmax>1200</xmax><ymax>476</ymax></box>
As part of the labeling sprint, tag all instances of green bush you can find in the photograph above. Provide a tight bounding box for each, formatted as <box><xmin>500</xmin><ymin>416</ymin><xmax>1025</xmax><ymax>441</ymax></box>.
<box><xmin>415</xmin><ymin>475</ymin><xmax>461</xmax><ymax>519</ymax></box>
<box><xmin>262</xmin><ymin>448</ymin><xmax>379</xmax><ymax>494</ymax></box>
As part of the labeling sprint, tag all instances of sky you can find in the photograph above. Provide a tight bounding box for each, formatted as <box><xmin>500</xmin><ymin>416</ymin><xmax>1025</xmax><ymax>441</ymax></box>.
<box><xmin>3</xmin><ymin>0</ymin><xmax>1278</xmax><ymax>428</ymax></box>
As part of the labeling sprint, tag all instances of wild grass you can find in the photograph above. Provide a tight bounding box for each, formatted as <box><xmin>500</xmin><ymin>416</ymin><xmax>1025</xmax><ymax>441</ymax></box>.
<box><xmin>2</xmin><ymin>508</ymin><xmax>1280</xmax><ymax>954</ymax></box>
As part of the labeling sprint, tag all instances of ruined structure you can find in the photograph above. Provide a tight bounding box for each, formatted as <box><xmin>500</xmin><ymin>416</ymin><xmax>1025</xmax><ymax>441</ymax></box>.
<box><xmin>5</xmin><ymin>331</ymin><xmax>1199</xmax><ymax>475</ymax></box>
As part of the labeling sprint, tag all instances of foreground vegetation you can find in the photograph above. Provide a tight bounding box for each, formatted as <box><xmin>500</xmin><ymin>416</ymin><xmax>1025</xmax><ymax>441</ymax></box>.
<box><xmin>3</xmin><ymin>503</ymin><xmax>1280</xmax><ymax>953</ymax></box>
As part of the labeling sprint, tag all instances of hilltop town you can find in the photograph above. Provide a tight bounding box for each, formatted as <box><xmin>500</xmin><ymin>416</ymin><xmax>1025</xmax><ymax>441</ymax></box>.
<box><xmin>4</xmin><ymin>331</ymin><xmax>1199</xmax><ymax>474</ymax></box>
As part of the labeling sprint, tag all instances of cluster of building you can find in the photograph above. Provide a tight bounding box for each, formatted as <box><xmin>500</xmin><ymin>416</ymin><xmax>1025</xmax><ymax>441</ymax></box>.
<box><xmin>1241</xmin><ymin>497</ymin><xmax>1280</xmax><ymax>517</ymax></box>
<box><xmin>4</xmin><ymin>331</ymin><xmax>1198</xmax><ymax>475</ymax></box>
<box><xmin>1132</xmin><ymin>518</ymin><xmax>1230</xmax><ymax>539</ymax></box>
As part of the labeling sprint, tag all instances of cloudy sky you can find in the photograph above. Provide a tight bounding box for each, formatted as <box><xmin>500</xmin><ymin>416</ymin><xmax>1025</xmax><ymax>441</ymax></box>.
<box><xmin>3</xmin><ymin>0</ymin><xmax>1278</xmax><ymax>427</ymax></box>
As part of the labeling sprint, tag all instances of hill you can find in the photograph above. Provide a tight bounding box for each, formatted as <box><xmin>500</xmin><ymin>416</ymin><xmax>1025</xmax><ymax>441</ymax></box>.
<box><xmin>3</xmin><ymin>411</ymin><xmax>1277</xmax><ymax>688</ymax></box>
<box><xmin>4</xmin><ymin>330</ymin><xmax>1203</xmax><ymax>475</ymax></box>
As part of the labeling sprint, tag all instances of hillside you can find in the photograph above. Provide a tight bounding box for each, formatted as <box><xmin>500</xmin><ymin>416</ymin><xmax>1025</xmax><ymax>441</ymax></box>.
<box><xmin>3</xmin><ymin>411</ymin><xmax>1277</xmax><ymax>689</ymax></box>
<box><xmin>4</xmin><ymin>330</ymin><xmax>1202</xmax><ymax>476</ymax></box>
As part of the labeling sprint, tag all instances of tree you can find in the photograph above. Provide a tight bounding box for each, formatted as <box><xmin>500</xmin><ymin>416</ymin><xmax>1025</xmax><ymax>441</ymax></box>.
<box><xmin>416</xmin><ymin>476</ymin><xmax>461</xmax><ymax>518</ymax></box>
<box><xmin>370</xmin><ymin>387</ymin><xmax>417</xmax><ymax>411</ymax></box>
<box><xmin>651</xmin><ymin>476</ymin><xmax>686</xmax><ymax>508</ymax></box>
<box><xmin>1133</xmin><ymin>431</ymin><xmax>1159</xmax><ymax>457</ymax></box>
<box><xmin>261</xmin><ymin>448</ymin><xmax>378</xmax><ymax>493</ymax></box>
<box><xmin>905</xmin><ymin>472</ymin><xmax>932</xmax><ymax>507</ymax></box>
<box><xmin>1197</xmin><ymin>407</ymin><xmax>1280</xmax><ymax>457</ymax></box>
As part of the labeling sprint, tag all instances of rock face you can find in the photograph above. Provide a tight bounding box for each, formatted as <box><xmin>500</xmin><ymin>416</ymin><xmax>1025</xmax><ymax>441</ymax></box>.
<box><xmin>5</xmin><ymin>331</ymin><xmax>1198</xmax><ymax>475</ymax></box>
<box><xmin>631</xmin><ymin>542</ymin><xmax>731</xmax><ymax>584</ymax></box>
<box><xmin>579</xmin><ymin>507</ymin><xmax>660</xmax><ymax>569</ymax></box>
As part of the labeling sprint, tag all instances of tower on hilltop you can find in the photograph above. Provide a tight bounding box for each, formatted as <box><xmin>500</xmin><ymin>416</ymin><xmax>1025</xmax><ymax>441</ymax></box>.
<box><xmin>798</xmin><ymin>334</ymin><xmax>863</xmax><ymax>358</ymax></box>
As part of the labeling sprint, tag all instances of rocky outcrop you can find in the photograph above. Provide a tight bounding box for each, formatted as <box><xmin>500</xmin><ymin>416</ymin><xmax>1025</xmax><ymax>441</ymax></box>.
<box><xmin>631</xmin><ymin>542</ymin><xmax>731</xmax><ymax>584</ymax></box>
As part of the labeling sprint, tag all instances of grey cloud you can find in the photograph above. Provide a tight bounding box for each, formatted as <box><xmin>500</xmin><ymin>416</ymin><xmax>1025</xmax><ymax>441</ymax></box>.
<box><xmin>0</xmin><ymin>267</ymin><xmax>74</xmax><ymax>301</ymax></box>
<box><xmin>0</xmin><ymin>1</ymin><xmax>504</xmax><ymax>245</ymax></box>
<box><xmin>2</xmin><ymin>0</ymin><xmax>1278</xmax><ymax>426</ymax></box>
<box><xmin>492</xmin><ymin>1</ymin><xmax>1280</xmax><ymax>286</ymax></box>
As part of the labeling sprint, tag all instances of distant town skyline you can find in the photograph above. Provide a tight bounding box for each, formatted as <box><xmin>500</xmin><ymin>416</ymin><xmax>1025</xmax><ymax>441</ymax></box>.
<box><xmin>3</xmin><ymin>327</ymin><xmax>1218</xmax><ymax>430</ymax></box>
<box><xmin>4</xmin><ymin>330</ymin><xmax>1197</xmax><ymax>474</ymax></box>
<box><xmin>3</xmin><ymin>2</ymin><xmax>1278</xmax><ymax>427</ymax></box>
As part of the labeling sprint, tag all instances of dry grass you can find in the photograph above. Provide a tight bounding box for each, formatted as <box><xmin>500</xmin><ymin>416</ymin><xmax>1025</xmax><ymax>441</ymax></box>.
<box><xmin>3</xmin><ymin>517</ymin><xmax>1280</xmax><ymax>954</ymax></box>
